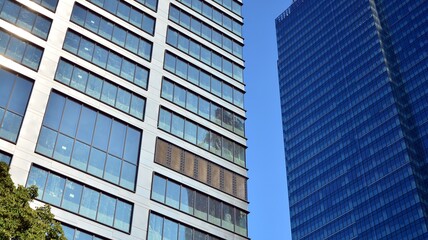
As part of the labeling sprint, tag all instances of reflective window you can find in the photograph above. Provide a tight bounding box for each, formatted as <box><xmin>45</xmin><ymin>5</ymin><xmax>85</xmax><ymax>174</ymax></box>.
<box><xmin>164</xmin><ymin>52</ymin><xmax>244</xmax><ymax>108</ymax></box>
<box><xmin>166</xmin><ymin>28</ymin><xmax>243</xmax><ymax>83</ymax></box>
<box><xmin>55</xmin><ymin>59</ymin><xmax>146</xmax><ymax>120</ymax></box>
<box><xmin>61</xmin><ymin>224</ymin><xmax>110</xmax><ymax>240</ymax></box>
<box><xmin>135</xmin><ymin>0</ymin><xmax>158</xmax><ymax>11</ymax></box>
<box><xmin>0</xmin><ymin>151</ymin><xmax>11</xmax><ymax>165</ymax></box>
<box><xmin>158</xmin><ymin>108</ymin><xmax>246</xmax><ymax>167</ymax></box>
<box><xmin>161</xmin><ymin>79</ymin><xmax>245</xmax><ymax>137</ymax></box>
<box><xmin>148</xmin><ymin>212</ymin><xmax>223</xmax><ymax>240</ymax></box>
<box><xmin>0</xmin><ymin>29</ymin><xmax>43</xmax><ymax>70</ymax></box>
<box><xmin>151</xmin><ymin>174</ymin><xmax>248</xmax><ymax>236</ymax></box>
<box><xmin>169</xmin><ymin>5</ymin><xmax>243</xmax><ymax>58</ymax></box>
<box><xmin>176</xmin><ymin>0</ymin><xmax>242</xmax><ymax>36</ymax></box>
<box><xmin>71</xmin><ymin>4</ymin><xmax>152</xmax><ymax>61</ymax></box>
<box><xmin>0</xmin><ymin>0</ymin><xmax>52</xmax><ymax>39</ymax></box>
<box><xmin>26</xmin><ymin>165</ymin><xmax>133</xmax><ymax>232</ymax></box>
<box><xmin>0</xmin><ymin>68</ymin><xmax>33</xmax><ymax>142</ymax></box>
<box><xmin>36</xmin><ymin>92</ymin><xmax>141</xmax><ymax>190</ymax></box>
<box><xmin>30</xmin><ymin>0</ymin><xmax>58</xmax><ymax>12</ymax></box>
<box><xmin>63</xmin><ymin>30</ymin><xmax>149</xmax><ymax>89</ymax></box>
<box><xmin>88</xmin><ymin>0</ymin><xmax>155</xmax><ymax>35</ymax></box>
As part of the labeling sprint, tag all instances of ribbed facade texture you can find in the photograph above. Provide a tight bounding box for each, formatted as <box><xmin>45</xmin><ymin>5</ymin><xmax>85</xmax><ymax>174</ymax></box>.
<box><xmin>276</xmin><ymin>0</ymin><xmax>428</xmax><ymax>239</ymax></box>
<box><xmin>0</xmin><ymin>0</ymin><xmax>248</xmax><ymax>239</ymax></box>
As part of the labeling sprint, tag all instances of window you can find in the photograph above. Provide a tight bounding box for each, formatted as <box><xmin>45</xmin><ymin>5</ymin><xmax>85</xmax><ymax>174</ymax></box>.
<box><xmin>88</xmin><ymin>0</ymin><xmax>155</xmax><ymax>35</ymax></box>
<box><xmin>72</xmin><ymin>4</ymin><xmax>153</xmax><ymax>61</ymax></box>
<box><xmin>0</xmin><ymin>29</ymin><xmax>43</xmax><ymax>70</ymax></box>
<box><xmin>26</xmin><ymin>165</ymin><xmax>133</xmax><ymax>232</ymax></box>
<box><xmin>154</xmin><ymin>139</ymin><xmax>248</xmax><ymax>201</ymax></box>
<box><xmin>0</xmin><ymin>151</ymin><xmax>12</xmax><ymax>165</ymax></box>
<box><xmin>61</xmin><ymin>223</ymin><xmax>110</xmax><ymax>240</ymax></box>
<box><xmin>175</xmin><ymin>0</ymin><xmax>242</xmax><ymax>36</ymax></box>
<box><xmin>168</xmin><ymin>5</ymin><xmax>243</xmax><ymax>58</ymax></box>
<box><xmin>166</xmin><ymin>28</ymin><xmax>243</xmax><ymax>83</ymax></box>
<box><xmin>30</xmin><ymin>0</ymin><xmax>59</xmax><ymax>12</ymax></box>
<box><xmin>36</xmin><ymin>92</ymin><xmax>142</xmax><ymax>191</ymax></box>
<box><xmin>147</xmin><ymin>212</ymin><xmax>223</xmax><ymax>240</ymax></box>
<box><xmin>0</xmin><ymin>68</ymin><xmax>33</xmax><ymax>143</ymax></box>
<box><xmin>0</xmin><ymin>0</ymin><xmax>52</xmax><ymax>39</ymax></box>
<box><xmin>63</xmin><ymin>30</ymin><xmax>149</xmax><ymax>89</ymax></box>
<box><xmin>163</xmin><ymin>52</ymin><xmax>244</xmax><ymax>108</ymax></box>
<box><xmin>135</xmin><ymin>0</ymin><xmax>158</xmax><ymax>11</ymax></box>
<box><xmin>158</xmin><ymin>107</ymin><xmax>246</xmax><ymax>166</ymax></box>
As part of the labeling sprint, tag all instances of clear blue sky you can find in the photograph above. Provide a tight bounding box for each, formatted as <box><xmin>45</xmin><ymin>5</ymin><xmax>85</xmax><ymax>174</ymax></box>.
<box><xmin>243</xmin><ymin>0</ymin><xmax>293</xmax><ymax>239</ymax></box>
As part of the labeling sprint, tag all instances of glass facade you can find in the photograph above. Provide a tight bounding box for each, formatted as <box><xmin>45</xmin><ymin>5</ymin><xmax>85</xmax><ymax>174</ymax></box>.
<box><xmin>27</xmin><ymin>165</ymin><xmax>133</xmax><ymax>232</ymax></box>
<box><xmin>0</xmin><ymin>0</ymin><xmax>247</xmax><ymax>239</ymax></box>
<box><xmin>36</xmin><ymin>92</ymin><xmax>141</xmax><ymax>191</ymax></box>
<box><xmin>276</xmin><ymin>0</ymin><xmax>428</xmax><ymax>239</ymax></box>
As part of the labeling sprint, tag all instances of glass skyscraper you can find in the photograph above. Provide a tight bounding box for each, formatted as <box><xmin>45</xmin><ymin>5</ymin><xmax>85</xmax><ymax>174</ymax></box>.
<box><xmin>0</xmin><ymin>0</ymin><xmax>248</xmax><ymax>239</ymax></box>
<box><xmin>276</xmin><ymin>0</ymin><xmax>428</xmax><ymax>239</ymax></box>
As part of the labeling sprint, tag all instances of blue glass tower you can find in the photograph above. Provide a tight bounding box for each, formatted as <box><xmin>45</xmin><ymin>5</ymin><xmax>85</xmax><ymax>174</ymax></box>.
<box><xmin>276</xmin><ymin>0</ymin><xmax>428</xmax><ymax>239</ymax></box>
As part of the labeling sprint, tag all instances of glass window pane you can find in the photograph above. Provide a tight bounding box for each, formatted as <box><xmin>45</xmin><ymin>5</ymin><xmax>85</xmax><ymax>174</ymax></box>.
<box><xmin>106</xmin><ymin>52</ymin><xmax>122</xmax><ymax>75</ymax></box>
<box><xmin>71</xmin><ymin>4</ymin><xmax>86</xmax><ymax>26</ymax></box>
<box><xmin>97</xmin><ymin>194</ymin><xmax>116</xmax><ymax>226</ymax></box>
<box><xmin>59</xmin><ymin>99</ymin><xmax>81</xmax><ymax>137</ymax></box>
<box><xmin>129</xmin><ymin>9</ymin><xmax>142</xmax><ymax>27</ymax></box>
<box><xmin>117</xmin><ymin>3</ymin><xmax>130</xmax><ymax>21</ymax></box>
<box><xmin>104</xmin><ymin>1</ymin><xmax>118</xmax><ymax>13</ymax></box>
<box><xmin>173</xmin><ymin>85</ymin><xmax>186</xmax><ymax>107</ymax></box>
<box><xmin>86</xmin><ymin>74</ymin><xmax>103</xmax><ymax>99</ymax></box>
<box><xmin>62</xmin><ymin>180</ymin><xmax>83</xmax><ymax>213</ymax></box>
<box><xmin>199</xmin><ymin>72</ymin><xmax>210</xmax><ymax>91</ymax></box>
<box><xmin>234</xmin><ymin>144</ymin><xmax>245</xmax><ymax>167</ymax></box>
<box><xmin>77</xmin><ymin>38</ymin><xmax>94</xmax><ymax>61</ymax></box>
<box><xmin>98</xmin><ymin>18</ymin><xmax>114</xmax><ymax>39</ymax></box>
<box><xmin>138</xmin><ymin>39</ymin><xmax>152</xmax><ymax>60</ymax></box>
<box><xmin>200</xmin><ymin>47</ymin><xmax>211</xmax><ymax>65</ymax></box>
<box><xmin>8</xmin><ymin>77</ymin><xmax>33</xmax><ymax>115</ymax></box>
<box><xmin>178</xmin><ymin>225</ymin><xmax>192</xmax><ymax>240</ymax></box>
<box><xmin>233</xmin><ymin>65</ymin><xmax>243</xmax><ymax>82</ymax></box>
<box><xmin>70</xmin><ymin>67</ymin><xmax>88</xmax><ymax>92</ymax></box>
<box><xmin>233</xmin><ymin>89</ymin><xmax>244</xmax><ymax>108</ymax></box>
<box><xmin>159</xmin><ymin>109</ymin><xmax>171</xmax><ymax>132</ymax></box>
<box><xmin>222</xmin><ymin>204</ymin><xmax>234</xmax><ymax>231</ymax></box>
<box><xmin>211</xmin><ymin>78</ymin><xmax>221</xmax><ymax>97</ymax></box>
<box><xmin>0</xmin><ymin>30</ymin><xmax>10</xmax><ymax>54</ymax></box>
<box><xmin>223</xmin><ymin>60</ymin><xmax>233</xmax><ymax>77</ymax></box>
<box><xmin>142</xmin><ymin>14</ymin><xmax>155</xmax><ymax>34</ymax></box>
<box><xmin>152</xmin><ymin>175</ymin><xmax>166</xmax><ymax>203</ymax></box>
<box><xmin>148</xmin><ymin>213</ymin><xmax>163</xmax><ymax>240</ymax></box>
<box><xmin>222</xmin><ymin>138</ymin><xmax>234</xmax><ymax>162</ymax></box>
<box><xmin>178</xmin><ymin>35</ymin><xmax>189</xmax><ymax>53</ymax></box>
<box><xmin>114</xmin><ymin>200</ymin><xmax>132</xmax><ymax>232</ymax></box>
<box><xmin>63</xmin><ymin>31</ymin><xmax>80</xmax><ymax>54</ymax></box>
<box><xmin>197</xmin><ymin>127</ymin><xmax>209</xmax><ymax>150</ymax></box>
<box><xmin>176</xmin><ymin>59</ymin><xmax>188</xmax><ymax>79</ymax></box>
<box><xmin>202</xmin><ymin>4</ymin><xmax>212</xmax><ymax>19</ymax></box>
<box><xmin>187</xmin><ymin>65</ymin><xmax>199</xmax><ymax>85</ymax></box>
<box><xmin>120</xmin><ymin>60</ymin><xmax>135</xmax><ymax>82</ymax></box>
<box><xmin>43</xmin><ymin>173</ymin><xmax>65</xmax><ymax>206</ymax></box>
<box><xmin>210</xmin><ymin>132</ymin><xmax>221</xmax><ymax>156</ymax></box>
<box><xmin>112</xmin><ymin>25</ymin><xmax>126</xmax><ymax>47</ymax></box>
<box><xmin>171</xmin><ymin>114</ymin><xmax>185</xmax><ymax>138</ymax></box>
<box><xmin>222</xmin><ymin>109</ymin><xmax>233</xmax><ymax>131</ymax></box>
<box><xmin>53</xmin><ymin>133</ymin><xmax>74</xmax><ymax>164</ymax></box>
<box><xmin>223</xmin><ymin>84</ymin><xmax>233</xmax><ymax>103</ymax></box>
<box><xmin>165</xmin><ymin>180</ymin><xmax>180</xmax><ymax>209</ymax></box>
<box><xmin>123</xmin><ymin>127</ymin><xmax>141</xmax><ymax>164</ymax></box>
<box><xmin>116</xmin><ymin>88</ymin><xmax>131</xmax><ymax>113</ymax></box>
<box><xmin>169</xmin><ymin>6</ymin><xmax>180</xmax><ymax>23</ymax></box>
<box><xmin>0</xmin><ymin>111</ymin><xmax>22</xmax><ymax>142</ymax></box>
<box><xmin>93</xmin><ymin>114</ymin><xmax>112</xmax><ymax>151</ymax></box>
<box><xmin>2</xmin><ymin>2</ymin><xmax>20</xmax><ymax>23</ymax></box>
<box><xmin>130</xmin><ymin>95</ymin><xmax>145</xmax><ymax>119</ymax></box>
<box><xmin>104</xmin><ymin>155</ymin><xmax>121</xmax><ymax>184</ymax></box>
<box><xmin>193</xmin><ymin>230</ymin><xmax>206</xmax><ymax>240</ymax></box>
<box><xmin>210</xmin><ymin>103</ymin><xmax>222</xmax><ymax>125</ymax></box>
<box><xmin>234</xmin><ymin>115</ymin><xmax>245</xmax><ymax>136</ymax></box>
<box><xmin>36</xmin><ymin>127</ymin><xmax>57</xmax><ymax>157</ymax></box>
<box><xmin>163</xmin><ymin>219</ymin><xmax>178</xmax><ymax>240</ymax></box>
<box><xmin>235</xmin><ymin>210</ymin><xmax>247</xmax><ymax>236</ymax></box>
<box><xmin>164</xmin><ymin>53</ymin><xmax>176</xmax><ymax>72</ymax></box>
<box><xmin>84</xmin><ymin>12</ymin><xmax>100</xmax><ymax>32</ymax></box>
<box><xmin>39</xmin><ymin>90</ymin><xmax>65</xmax><ymax>132</ymax></box>
<box><xmin>212</xmin><ymin>53</ymin><xmax>222</xmax><ymax>71</ymax></box>
<box><xmin>76</xmin><ymin>106</ymin><xmax>96</xmax><ymax>144</ymax></box>
<box><xmin>108</xmin><ymin>121</ymin><xmax>126</xmax><ymax>158</ymax></box>
<box><xmin>55</xmin><ymin>60</ymin><xmax>73</xmax><ymax>85</ymax></box>
<box><xmin>26</xmin><ymin>167</ymin><xmax>48</xmax><ymax>199</ymax></box>
<box><xmin>208</xmin><ymin>198</ymin><xmax>221</xmax><ymax>226</ymax></box>
<box><xmin>62</xmin><ymin>225</ymin><xmax>75</xmax><ymax>240</ymax></box>
<box><xmin>120</xmin><ymin>161</ymin><xmax>136</xmax><ymax>190</ymax></box>
<box><xmin>125</xmin><ymin>33</ymin><xmax>139</xmax><ymax>54</ymax></box>
<box><xmin>223</xmin><ymin>37</ymin><xmax>232</xmax><ymax>54</ymax></box>
<box><xmin>201</xmin><ymin>24</ymin><xmax>211</xmax><ymax>40</ymax></box>
<box><xmin>22</xmin><ymin>45</ymin><xmax>43</xmax><ymax>70</ymax></box>
<box><xmin>134</xmin><ymin>66</ymin><xmax>148</xmax><ymax>89</ymax></box>
<box><xmin>167</xmin><ymin>29</ymin><xmax>178</xmax><ymax>46</ymax></box>
<box><xmin>188</xmin><ymin>41</ymin><xmax>201</xmax><ymax>60</ymax></box>
<box><xmin>93</xmin><ymin>45</ymin><xmax>109</xmax><ymax>69</ymax></box>
<box><xmin>161</xmin><ymin>80</ymin><xmax>174</xmax><ymax>101</ymax></box>
<box><xmin>212</xmin><ymin>30</ymin><xmax>222</xmax><ymax>47</ymax></box>
<box><xmin>185</xmin><ymin>92</ymin><xmax>198</xmax><ymax>114</ymax></box>
<box><xmin>194</xmin><ymin>192</ymin><xmax>208</xmax><ymax>220</ymax></box>
<box><xmin>184</xmin><ymin>121</ymin><xmax>197</xmax><ymax>144</ymax></box>
<box><xmin>180</xmin><ymin>186</ymin><xmax>194</xmax><ymax>214</ymax></box>
<box><xmin>0</xmin><ymin>70</ymin><xmax>15</xmax><ymax>107</ymax></box>
<box><xmin>79</xmin><ymin>187</ymin><xmax>99</xmax><ymax>220</ymax></box>
<box><xmin>179</xmin><ymin>12</ymin><xmax>190</xmax><ymax>29</ymax></box>
<box><xmin>70</xmin><ymin>141</ymin><xmax>90</xmax><ymax>171</ymax></box>
<box><xmin>87</xmin><ymin>148</ymin><xmax>106</xmax><ymax>178</ymax></box>
<box><xmin>199</xmin><ymin>98</ymin><xmax>210</xmax><ymax>119</ymax></box>
<box><xmin>75</xmin><ymin>230</ymin><xmax>91</xmax><ymax>240</ymax></box>
<box><xmin>6</xmin><ymin>38</ymin><xmax>26</xmax><ymax>62</ymax></box>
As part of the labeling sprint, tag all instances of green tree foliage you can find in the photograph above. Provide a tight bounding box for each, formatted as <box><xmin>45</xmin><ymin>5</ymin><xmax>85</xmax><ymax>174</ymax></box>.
<box><xmin>0</xmin><ymin>162</ymin><xmax>65</xmax><ymax>240</ymax></box>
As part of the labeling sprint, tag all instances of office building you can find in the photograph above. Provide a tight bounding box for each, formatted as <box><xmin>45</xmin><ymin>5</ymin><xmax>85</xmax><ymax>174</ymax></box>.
<box><xmin>0</xmin><ymin>0</ymin><xmax>248</xmax><ymax>239</ymax></box>
<box><xmin>276</xmin><ymin>0</ymin><xmax>428</xmax><ymax>239</ymax></box>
